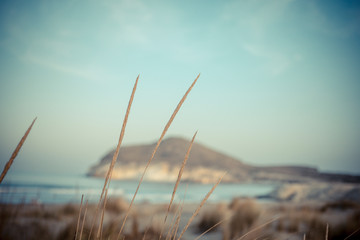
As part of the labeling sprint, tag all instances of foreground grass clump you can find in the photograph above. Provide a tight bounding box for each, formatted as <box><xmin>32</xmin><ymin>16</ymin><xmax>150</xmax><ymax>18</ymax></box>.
<box><xmin>196</xmin><ymin>198</ymin><xmax>263</xmax><ymax>240</ymax></box>
<box><xmin>197</xmin><ymin>203</ymin><xmax>226</xmax><ymax>233</ymax></box>
<box><xmin>1</xmin><ymin>220</ymin><xmax>52</xmax><ymax>240</ymax></box>
<box><xmin>194</xmin><ymin>197</ymin><xmax>360</xmax><ymax>240</ymax></box>
<box><xmin>226</xmin><ymin>198</ymin><xmax>261</xmax><ymax>239</ymax></box>
<box><xmin>105</xmin><ymin>197</ymin><xmax>129</xmax><ymax>214</ymax></box>
<box><xmin>1</xmin><ymin>196</ymin><xmax>360</xmax><ymax>239</ymax></box>
<box><xmin>272</xmin><ymin>200</ymin><xmax>360</xmax><ymax>240</ymax></box>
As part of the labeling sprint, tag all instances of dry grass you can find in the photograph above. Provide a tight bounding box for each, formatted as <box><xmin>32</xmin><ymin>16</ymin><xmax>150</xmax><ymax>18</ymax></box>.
<box><xmin>0</xmin><ymin>203</ymin><xmax>22</xmax><ymax>235</ymax></box>
<box><xmin>118</xmin><ymin>74</ymin><xmax>200</xmax><ymax>239</ymax></box>
<box><xmin>160</xmin><ymin>131</ymin><xmax>197</xmax><ymax>240</ymax></box>
<box><xmin>2</xmin><ymin>195</ymin><xmax>360</xmax><ymax>240</ymax></box>
<box><xmin>60</xmin><ymin>203</ymin><xmax>79</xmax><ymax>216</ymax></box>
<box><xmin>320</xmin><ymin>200</ymin><xmax>360</xmax><ymax>212</ymax></box>
<box><xmin>61</xmin><ymin>74</ymin><xmax>212</xmax><ymax>240</ymax></box>
<box><xmin>58</xmin><ymin>219</ymin><xmax>91</xmax><ymax>240</ymax></box>
<box><xmin>75</xmin><ymin>195</ymin><xmax>84</xmax><ymax>240</ymax></box>
<box><xmin>0</xmin><ymin>117</ymin><xmax>36</xmax><ymax>183</ymax></box>
<box><xmin>194</xmin><ymin>217</ymin><xmax>228</xmax><ymax>240</ymax></box>
<box><xmin>73</xmin><ymin>74</ymin><xmax>206</xmax><ymax>240</ymax></box>
<box><xmin>89</xmin><ymin>75</ymin><xmax>139</xmax><ymax>239</ymax></box>
<box><xmin>0</xmin><ymin>74</ymin><xmax>229</xmax><ymax>239</ymax></box>
<box><xmin>271</xmin><ymin>200</ymin><xmax>360</xmax><ymax>240</ymax></box>
<box><xmin>177</xmin><ymin>173</ymin><xmax>225</xmax><ymax>240</ymax></box>
<box><xmin>225</xmin><ymin>198</ymin><xmax>261</xmax><ymax>239</ymax></box>
<box><xmin>79</xmin><ymin>200</ymin><xmax>88</xmax><ymax>240</ymax></box>
<box><xmin>235</xmin><ymin>216</ymin><xmax>278</xmax><ymax>240</ymax></box>
<box><xmin>165</xmin><ymin>193</ymin><xmax>186</xmax><ymax>240</ymax></box>
<box><xmin>0</xmin><ymin>71</ymin><xmax>225</xmax><ymax>240</ymax></box>
<box><xmin>1</xmin><ymin>220</ymin><xmax>53</xmax><ymax>240</ymax></box>
<box><xmin>5</xmin><ymin>74</ymin><xmax>360</xmax><ymax>240</ymax></box>
<box><xmin>105</xmin><ymin>197</ymin><xmax>129</xmax><ymax>214</ymax></box>
<box><xmin>197</xmin><ymin>205</ymin><xmax>225</xmax><ymax>233</ymax></box>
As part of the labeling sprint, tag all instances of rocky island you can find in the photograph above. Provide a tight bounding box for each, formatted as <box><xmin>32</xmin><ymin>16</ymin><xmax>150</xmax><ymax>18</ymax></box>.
<box><xmin>87</xmin><ymin>137</ymin><xmax>360</xmax><ymax>184</ymax></box>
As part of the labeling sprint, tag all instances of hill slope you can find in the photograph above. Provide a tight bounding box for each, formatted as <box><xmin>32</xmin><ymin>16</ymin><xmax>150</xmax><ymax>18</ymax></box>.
<box><xmin>87</xmin><ymin>137</ymin><xmax>360</xmax><ymax>184</ymax></box>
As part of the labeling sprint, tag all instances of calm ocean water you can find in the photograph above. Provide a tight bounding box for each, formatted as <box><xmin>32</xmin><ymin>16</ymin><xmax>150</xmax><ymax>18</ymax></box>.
<box><xmin>0</xmin><ymin>172</ymin><xmax>277</xmax><ymax>204</ymax></box>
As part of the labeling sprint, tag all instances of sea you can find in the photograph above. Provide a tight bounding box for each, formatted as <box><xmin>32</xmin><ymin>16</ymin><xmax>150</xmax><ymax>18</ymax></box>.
<box><xmin>0</xmin><ymin>172</ymin><xmax>277</xmax><ymax>204</ymax></box>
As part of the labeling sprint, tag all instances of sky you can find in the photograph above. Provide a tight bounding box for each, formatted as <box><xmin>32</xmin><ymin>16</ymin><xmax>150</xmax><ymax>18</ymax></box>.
<box><xmin>1</xmin><ymin>0</ymin><xmax>360</xmax><ymax>176</ymax></box>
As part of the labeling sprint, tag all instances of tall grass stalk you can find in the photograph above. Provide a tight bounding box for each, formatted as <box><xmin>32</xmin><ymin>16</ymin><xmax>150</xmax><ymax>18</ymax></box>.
<box><xmin>344</xmin><ymin>226</ymin><xmax>360</xmax><ymax>240</ymax></box>
<box><xmin>75</xmin><ymin>194</ymin><xmax>84</xmax><ymax>240</ymax></box>
<box><xmin>164</xmin><ymin>201</ymin><xmax>179</xmax><ymax>240</ymax></box>
<box><xmin>97</xmin><ymin>189</ymin><xmax>108</xmax><ymax>239</ymax></box>
<box><xmin>165</xmin><ymin>202</ymin><xmax>182</xmax><ymax>240</ymax></box>
<box><xmin>79</xmin><ymin>200</ymin><xmax>88</xmax><ymax>240</ymax></box>
<box><xmin>166</xmin><ymin>185</ymin><xmax>188</xmax><ymax>240</ymax></box>
<box><xmin>160</xmin><ymin>131</ymin><xmax>197</xmax><ymax>240</ymax></box>
<box><xmin>177</xmin><ymin>173</ymin><xmax>225</xmax><ymax>240</ymax></box>
<box><xmin>0</xmin><ymin>117</ymin><xmax>37</xmax><ymax>183</ymax></box>
<box><xmin>117</xmin><ymin>74</ymin><xmax>200</xmax><ymax>239</ymax></box>
<box><xmin>88</xmin><ymin>75</ymin><xmax>138</xmax><ymax>239</ymax></box>
<box><xmin>236</xmin><ymin>216</ymin><xmax>279</xmax><ymax>240</ymax></box>
<box><xmin>325</xmin><ymin>223</ymin><xmax>329</xmax><ymax>240</ymax></box>
<box><xmin>194</xmin><ymin>217</ymin><xmax>229</xmax><ymax>240</ymax></box>
<box><xmin>171</xmin><ymin>204</ymin><xmax>183</xmax><ymax>240</ymax></box>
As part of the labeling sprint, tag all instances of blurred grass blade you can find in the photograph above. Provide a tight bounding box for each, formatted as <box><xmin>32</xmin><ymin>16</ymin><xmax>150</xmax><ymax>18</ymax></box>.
<box><xmin>0</xmin><ymin>117</ymin><xmax>37</xmax><ymax>183</ymax></box>
<box><xmin>117</xmin><ymin>74</ymin><xmax>200</xmax><ymax>239</ymax></box>
<box><xmin>177</xmin><ymin>173</ymin><xmax>225</xmax><ymax>240</ymax></box>
<box><xmin>194</xmin><ymin>217</ymin><xmax>229</xmax><ymax>240</ymax></box>
<box><xmin>160</xmin><ymin>131</ymin><xmax>197</xmax><ymax>240</ymax></box>
<box><xmin>236</xmin><ymin>216</ymin><xmax>280</xmax><ymax>240</ymax></box>
<box><xmin>89</xmin><ymin>75</ymin><xmax>139</xmax><ymax>239</ymax></box>
<box><xmin>75</xmin><ymin>194</ymin><xmax>84</xmax><ymax>240</ymax></box>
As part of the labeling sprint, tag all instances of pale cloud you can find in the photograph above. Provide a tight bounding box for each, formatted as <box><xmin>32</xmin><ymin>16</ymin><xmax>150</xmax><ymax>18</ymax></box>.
<box><xmin>1</xmin><ymin>9</ymin><xmax>111</xmax><ymax>83</ymax></box>
<box><xmin>246</xmin><ymin>0</ymin><xmax>294</xmax><ymax>38</ymax></box>
<box><xmin>221</xmin><ymin>0</ymin><xmax>294</xmax><ymax>38</ymax></box>
<box><xmin>102</xmin><ymin>0</ymin><xmax>156</xmax><ymax>46</ymax></box>
<box><xmin>22</xmin><ymin>52</ymin><xmax>109</xmax><ymax>83</ymax></box>
<box><xmin>220</xmin><ymin>0</ymin><xmax>296</xmax><ymax>75</ymax></box>
<box><xmin>5</xmin><ymin>30</ymin><xmax>108</xmax><ymax>82</ymax></box>
<box><xmin>105</xmin><ymin>0</ymin><xmax>150</xmax><ymax>21</ymax></box>
<box><xmin>34</xmin><ymin>37</ymin><xmax>74</xmax><ymax>58</ymax></box>
<box><xmin>243</xmin><ymin>43</ymin><xmax>292</xmax><ymax>76</ymax></box>
<box><xmin>307</xmin><ymin>1</ymin><xmax>360</xmax><ymax>38</ymax></box>
<box><xmin>100</xmin><ymin>0</ymin><xmax>212</xmax><ymax>65</ymax></box>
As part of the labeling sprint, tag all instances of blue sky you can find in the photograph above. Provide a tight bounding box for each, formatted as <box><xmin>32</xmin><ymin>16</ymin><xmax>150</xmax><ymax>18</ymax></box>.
<box><xmin>1</xmin><ymin>0</ymin><xmax>360</xmax><ymax>175</ymax></box>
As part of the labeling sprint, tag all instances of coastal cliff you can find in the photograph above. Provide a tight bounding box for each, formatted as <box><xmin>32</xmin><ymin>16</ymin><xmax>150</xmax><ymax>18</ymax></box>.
<box><xmin>87</xmin><ymin>137</ymin><xmax>360</xmax><ymax>184</ymax></box>
<box><xmin>88</xmin><ymin>137</ymin><xmax>250</xmax><ymax>183</ymax></box>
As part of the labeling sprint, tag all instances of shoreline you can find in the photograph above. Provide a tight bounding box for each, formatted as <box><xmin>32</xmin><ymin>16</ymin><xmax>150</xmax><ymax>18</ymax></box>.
<box><xmin>2</xmin><ymin>180</ymin><xmax>359</xmax><ymax>205</ymax></box>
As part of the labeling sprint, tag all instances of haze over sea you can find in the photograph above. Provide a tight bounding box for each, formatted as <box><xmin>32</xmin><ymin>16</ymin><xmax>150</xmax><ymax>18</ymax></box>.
<box><xmin>0</xmin><ymin>172</ymin><xmax>276</xmax><ymax>204</ymax></box>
